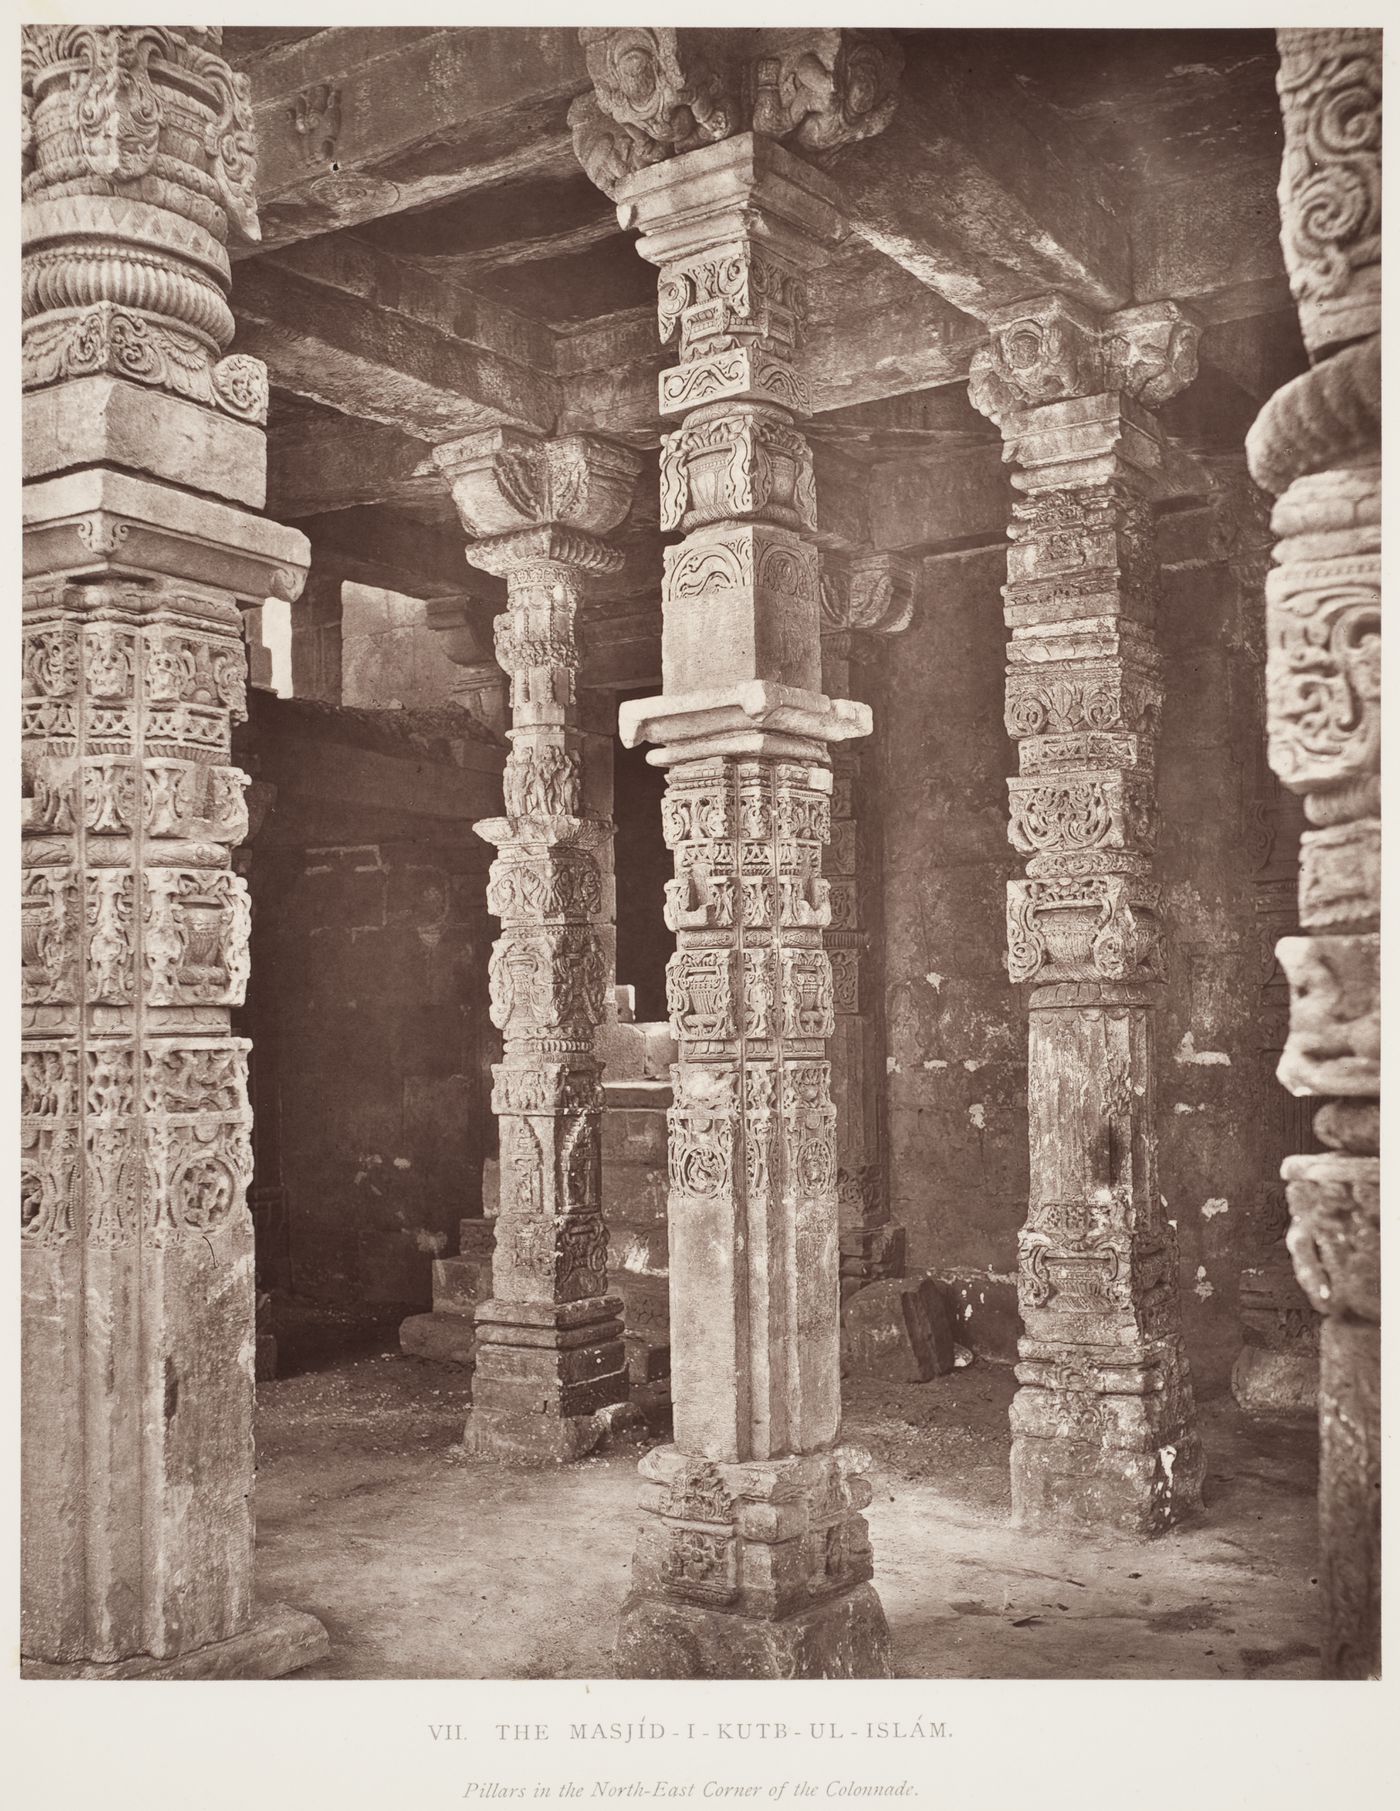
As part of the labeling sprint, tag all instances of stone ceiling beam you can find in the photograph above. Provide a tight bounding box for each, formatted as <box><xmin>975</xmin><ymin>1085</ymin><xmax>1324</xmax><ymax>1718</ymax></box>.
<box><xmin>286</xmin><ymin>507</ymin><xmax>482</xmax><ymax>602</ymax></box>
<box><xmin>268</xmin><ymin>411</ymin><xmax>440</xmax><ymax>518</ymax></box>
<box><xmin>240</xmin><ymin>27</ymin><xmax>589</xmax><ymax>254</ymax></box>
<box><xmin>233</xmin><ymin>254</ymin><xmax>558</xmax><ymax>439</ymax></box>
<box><xmin>829</xmin><ymin>36</ymin><xmax>1133</xmax><ymax>320</ymax></box>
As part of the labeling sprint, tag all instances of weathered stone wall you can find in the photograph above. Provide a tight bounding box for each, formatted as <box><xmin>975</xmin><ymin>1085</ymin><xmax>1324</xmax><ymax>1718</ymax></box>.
<box><xmin>237</xmin><ymin>694</ymin><xmax>501</xmax><ymax>1308</ymax></box>
<box><xmin>882</xmin><ymin>504</ymin><xmax>1292</xmax><ymax>1394</ymax></box>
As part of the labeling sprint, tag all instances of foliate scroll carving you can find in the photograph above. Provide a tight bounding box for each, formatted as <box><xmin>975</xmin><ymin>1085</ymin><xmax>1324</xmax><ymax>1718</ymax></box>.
<box><xmin>1275</xmin><ymin>29</ymin><xmax>1381</xmax><ymax>354</ymax></box>
<box><xmin>819</xmin><ymin>553</ymin><xmax>917</xmax><ymax>639</ymax></box>
<box><xmin>1274</xmin><ymin>934</ymin><xmax>1379</xmax><ymax>1100</ymax></box>
<box><xmin>20</xmin><ymin>301</ymin><xmax>270</xmax><ymax>421</ymax></box>
<box><xmin>658</xmin><ymin>242</ymin><xmax>808</xmax><ymax>366</ymax></box>
<box><xmin>1265</xmin><ymin>522</ymin><xmax>1380</xmax><ymax>799</ymax></box>
<box><xmin>1284</xmin><ymin>1154</ymin><xmax>1379</xmax><ymax>1323</ymax></box>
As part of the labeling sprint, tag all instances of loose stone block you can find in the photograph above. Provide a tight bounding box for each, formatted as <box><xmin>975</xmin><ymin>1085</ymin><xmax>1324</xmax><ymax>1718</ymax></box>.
<box><xmin>841</xmin><ymin>1277</ymin><xmax>954</xmax><ymax>1382</ymax></box>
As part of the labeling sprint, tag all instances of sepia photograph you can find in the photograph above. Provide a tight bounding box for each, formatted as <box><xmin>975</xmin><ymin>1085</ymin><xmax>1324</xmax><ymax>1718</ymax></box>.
<box><xmin>11</xmin><ymin>4</ymin><xmax>1385</xmax><ymax>1785</ymax></box>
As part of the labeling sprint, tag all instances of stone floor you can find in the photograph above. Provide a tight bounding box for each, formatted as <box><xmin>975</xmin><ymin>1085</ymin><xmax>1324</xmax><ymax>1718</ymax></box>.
<box><xmin>253</xmin><ymin>1330</ymin><xmax>1320</xmax><ymax>1681</ymax></box>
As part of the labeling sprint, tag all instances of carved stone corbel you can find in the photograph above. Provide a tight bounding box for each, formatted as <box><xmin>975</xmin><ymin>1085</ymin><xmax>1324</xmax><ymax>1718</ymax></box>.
<box><xmin>570</xmin><ymin>27</ymin><xmax>903</xmax><ymax>198</ymax></box>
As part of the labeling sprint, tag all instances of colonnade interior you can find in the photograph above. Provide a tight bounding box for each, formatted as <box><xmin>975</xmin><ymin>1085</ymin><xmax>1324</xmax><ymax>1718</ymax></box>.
<box><xmin>19</xmin><ymin>24</ymin><xmax>1380</xmax><ymax>1683</ymax></box>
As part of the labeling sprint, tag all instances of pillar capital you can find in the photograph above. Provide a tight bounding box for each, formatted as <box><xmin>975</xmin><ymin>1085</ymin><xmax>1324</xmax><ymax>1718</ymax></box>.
<box><xmin>968</xmin><ymin>296</ymin><xmax>1201</xmax><ymax>433</ymax></box>
<box><xmin>21</xmin><ymin>26</ymin><xmax>266</xmax><ymax>434</ymax></box>
<box><xmin>569</xmin><ymin>28</ymin><xmax>902</xmax><ymax>201</ymax></box>
<box><xmin>433</xmin><ymin>427</ymin><xmax>641</xmax><ymax>553</ymax></box>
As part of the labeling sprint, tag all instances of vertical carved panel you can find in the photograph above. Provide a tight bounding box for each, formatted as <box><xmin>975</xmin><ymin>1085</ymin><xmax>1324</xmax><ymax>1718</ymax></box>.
<box><xmin>20</xmin><ymin>26</ymin><xmax>323</xmax><ymax>1677</ymax></box>
<box><xmin>1244</xmin><ymin>26</ymin><xmax>1381</xmax><ymax>1680</ymax></box>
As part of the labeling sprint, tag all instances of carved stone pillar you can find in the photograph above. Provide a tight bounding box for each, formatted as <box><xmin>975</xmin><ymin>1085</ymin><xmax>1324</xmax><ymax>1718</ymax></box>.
<box><xmin>819</xmin><ymin>553</ymin><xmax>916</xmax><ymax>1292</ymax></box>
<box><xmin>968</xmin><ymin>295</ymin><xmax>1206</xmax><ymax>1535</ymax></box>
<box><xmin>1244</xmin><ymin>27</ymin><xmax>1380</xmax><ymax>1678</ymax></box>
<box><xmin>433</xmin><ymin>429</ymin><xmax>641</xmax><ymax>1463</ymax></box>
<box><xmin>20</xmin><ymin>26</ymin><xmax>326</xmax><ymax>1675</ymax></box>
<box><xmin>599</xmin><ymin>132</ymin><xmax>888</xmax><ymax>1679</ymax></box>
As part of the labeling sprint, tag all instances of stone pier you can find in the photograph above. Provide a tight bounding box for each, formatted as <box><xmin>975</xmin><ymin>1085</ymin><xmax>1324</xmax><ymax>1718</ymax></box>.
<box><xmin>433</xmin><ymin>428</ymin><xmax>641</xmax><ymax>1462</ymax></box>
<box><xmin>578</xmin><ymin>77</ymin><xmax>898</xmax><ymax>1669</ymax></box>
<box><xmin>20</xmin><ymin>24</ymin><xmax>325</xmax><ymax>1676</ymax></box>
<box><xmin>968</xmin><ymin>296</ymin><xmax>1206</xmax><ymax>1534</ymax></box>
<box><xmin>1245</xmin><ymin>26</ymin><xmax>1381</xmax><ymax>1679</ymax></box>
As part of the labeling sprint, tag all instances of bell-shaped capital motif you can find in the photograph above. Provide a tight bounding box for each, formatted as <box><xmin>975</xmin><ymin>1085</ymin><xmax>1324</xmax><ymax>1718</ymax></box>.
<box><xmin>433</xmin><ymin>428</ymin><xmax>641</xmax><ymax>547</ymax></box>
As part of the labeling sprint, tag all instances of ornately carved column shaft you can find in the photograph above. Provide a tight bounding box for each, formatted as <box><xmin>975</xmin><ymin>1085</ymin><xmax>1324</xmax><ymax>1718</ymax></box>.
<box><xmin>434</xmin><ymin>432</ymin><xmax>640</xmax><ymax>1463</ymax></box>
<box><xmin>1245</xmin><ymin>27</ymin><xmax>1380</xmax><ymax>1678</ymax></box>
<box><xmin>969</xmin><ymin>295</ymin><xmax>1205</xmax><ymax>1535</ymax></box>
<box><xmin>608</xmin><ymin>133</ymin><xmax>889</xmax><ymax>1679</ymax></box>
<box><xmin>21</xmin><ymin>26</ymin><xmax>325</xmax><ymax>1675</ymax></box>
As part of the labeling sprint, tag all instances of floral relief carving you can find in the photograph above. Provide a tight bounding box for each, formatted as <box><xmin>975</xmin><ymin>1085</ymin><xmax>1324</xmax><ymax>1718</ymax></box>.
<box><xmin>1275</xmin><ymin>29</ymin><xmax>1381</xmax><ymax>350</ymax></box>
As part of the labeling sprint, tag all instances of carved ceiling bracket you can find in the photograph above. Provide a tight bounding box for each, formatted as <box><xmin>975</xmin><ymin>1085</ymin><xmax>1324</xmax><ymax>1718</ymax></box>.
<box><xmin>967</xmin><ymin>295</ymin><xmax>1202</xmax><ymax>431</ymax></box>
<box><xmin>569</xmin><ymin>27</ymin><xmax>904</xmax><ymax>199</ymax></box>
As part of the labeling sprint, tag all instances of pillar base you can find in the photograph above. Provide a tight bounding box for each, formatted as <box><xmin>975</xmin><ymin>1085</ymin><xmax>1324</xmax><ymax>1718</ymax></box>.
<box><xmin>466</xmin><ymin>1402</ymin><xmax>614</xmax><ymax>1465</ymax></box>
<box><xmin>20</xmin><ymin>1603</ymin><xmax>329</xmax><ymax>1680</ymax></box>
<box><xmin>615</xmin><ymin>1581</ymin><xmax>891</xmax><ymax>1680</ymax></box>
<box><xmin>1011</xmin><ymin>1429</ymin><xmax>1205</xmax><ymax>1537</ymax></box>
<box><xmin>468</xmin><ymin>1295</ymin><xmax>630</xmax><ymax>1463</ymax></box>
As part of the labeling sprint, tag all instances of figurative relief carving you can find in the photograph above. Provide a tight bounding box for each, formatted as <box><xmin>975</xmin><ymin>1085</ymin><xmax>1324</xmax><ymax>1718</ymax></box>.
<box><xmin>569</xmin><ymin>27</ymin><xmax>902</xmax><ymax>196</ymax></box>
<box><xmin>503</xmin><ymin>744</ymin><xmax>581</xmax><ymax>822</ymax></box>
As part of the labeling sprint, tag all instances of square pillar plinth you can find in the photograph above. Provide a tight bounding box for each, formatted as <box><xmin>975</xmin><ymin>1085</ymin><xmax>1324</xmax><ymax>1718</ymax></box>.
<box><xmin>615</xmin><ymin>1448</ymin><xmax>891</xmax><ymax>1680</ymax></box>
